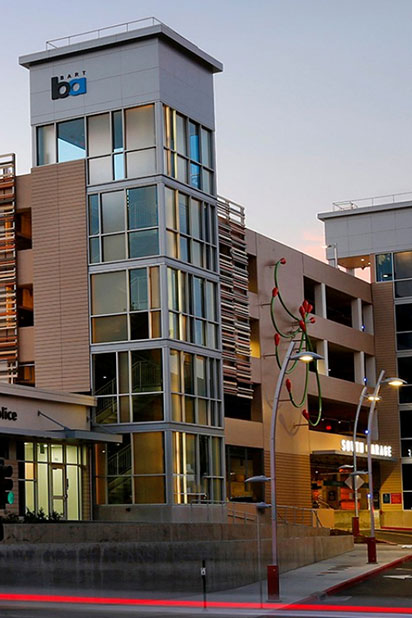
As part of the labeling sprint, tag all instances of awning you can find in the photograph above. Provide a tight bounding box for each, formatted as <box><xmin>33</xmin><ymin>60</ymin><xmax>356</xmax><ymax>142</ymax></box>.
<box><xmin>0</xmin><ymin>426</ymin><xmax>122</xmax><ymax>443</ymax></box>
<box><xmin>312</xmin><ymin>449</ymin><xmax>397</xmax><ymax>463</ymax></box>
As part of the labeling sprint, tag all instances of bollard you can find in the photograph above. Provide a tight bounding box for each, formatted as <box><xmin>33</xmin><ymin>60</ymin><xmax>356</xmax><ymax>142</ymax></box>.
<box><xmin>366</xmin><ymin>537</ymin><xmax>377</xmax><ymax>563</ymax></box>
<box><xmin>267</xmin><ymin>564</ymin><xmax>279</xmax><ymax>601</ymax></box>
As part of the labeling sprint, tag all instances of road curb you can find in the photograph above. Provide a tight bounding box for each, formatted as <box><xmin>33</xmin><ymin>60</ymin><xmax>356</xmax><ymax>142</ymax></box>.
<box><xmin>292</xmin><ymin>552</ymin><xmax>412</xmax><ymax>605</ymax></box>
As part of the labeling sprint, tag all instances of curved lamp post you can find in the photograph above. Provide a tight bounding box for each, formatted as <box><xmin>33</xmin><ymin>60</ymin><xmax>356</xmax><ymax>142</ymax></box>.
<box><xmin>351</xmin><ymin>385</ymin><xmax>368</xmax><ymax>536</ymax></box>
<box><xmin>365</xmin><ymin>370</ymin><xmax>405</xmax><ymax>563</ymax></box>
<box><xmin>251</xmin><ymin>341</ymin><xmax>323</xmax><ymax>601</ymax></box>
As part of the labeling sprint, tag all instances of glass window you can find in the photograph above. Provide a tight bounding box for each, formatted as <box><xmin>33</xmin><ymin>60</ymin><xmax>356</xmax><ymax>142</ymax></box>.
<box><xmin>398</xmin><ymin>357</ymin><xmax>412</xmax><ymax>384</ymax></box>
<box><xmin>88</xmin><ymin>195</ymin><xmax>100</xmax><ymax>236</ymax></box>
<box><xmin>114</xmin><ymin>153</ymin><xmax>125</xmax><ymax>180</ymax></box>
<box><xmin>149</xmin><ymin>267</ymin><xmax>160</xmax><ymax>309</ymax></box>
<box><xmin>127</xmin><ymin>186</ymin><xmax>157</xmax><ymax>229</ymax></box>
<box><xmin>95</xmin><ymin>396</ymin><xmax>117</xmax><ymax>424</ymax></box>
<box><xmin>94</xmin><ymin>353</ymin><xmax>117</xmax><ymax>395</ymax></box>
<box><xmin>108</xmin><ymin>477</ymin><xmax>132</xmax><ymax>504</ymax></box>
<box><xmin>132</xmin><ymin>393</ymin><xmax>163</xmax><ymax>421</ymax></box>
<box><xmin>128</xmin><ymin>229</ymin><xmax>159</xmax><ymax>258</ymax></box>
<box><xmin>134</xmin><ymin>476</ymin><xmax>165</xmax><ymax>504</ymax></box>
<box><xmin>92</xmin><ymin>315</ymin><xmax>128</xmax><ymax>343</ymax></box>
<box><xmin>395</xmin><ymin>280</ymin><xmax>412</xmax><ymax>298</ymax></box>
<box><xmin>37</xmin><ymin>125</ymin><xmax>55</xmax><ymax>166</ymax></box>
<box><xmin>398</xmin><ymin>333</ymin><xmax>412</xmax><ymax>350</ymax></box>
<box><xmin>125</xmin><ymin>105</ymin><xmax>155</xmax><ymax>150</ymax></box>
<box><xmin>189</xmin><ymin>122</ymin><xmax>200</xmax><ymax>162</ymax></box>
<box><xmin>101</xmin><ymin>192</ymin><xmax>124</xmax><ymax>233</ymax></box>
<box><xmin>119</xmin><ymin>352</ymin><xmax>129</xmax><ymax>394</ymax></box>
<box><xmin>126</xmin><ymin>149</ymin><xmax>156</xmax><ymax>178</ymax></box>
<box><xmin>403</xmin><ymin>464</ymin><xmax>412</xmax><ymax>491</ymax></box>
<box><xmin>106</xmin><ymin>433</ymin><xmax>132</xmax><ymax>476</ymax></box>
<box><xmin>130</xmin><ymin>312</ymin><xmax>149</xmax><ymax>340</ymax></box>
<box><xmin>131</xmin><ymin>349</ymin><xmax>162</xmax><ymax>392</ymax></box>
<box><xmin>190</xmin><ymin>163</ymin><xmax>201</xmax><ymax>189</ymax></box>
<box><xmin>112</xmin><ymin>110</ymin><xmax>123</xmax><ymax>152</ymax></box>
<box><xmin>179</xmin><ymin>194</ymin><xmax>190</xmax><ymax>235</ymax></box>
<box><xmin>195</xmin><ymin>356</ymin><xmax>206</xmax><ymax>396</ymax></box>
<box><xmin>202</xmin><ymin>170</ymin><xmax>212</xmax><ymax>194</ymax></box>
<box><xmin>165</xmin><ymin>187</ymin><xmax>176</xmax><ymax>229</ymax></box>
<box><xmin>401</xmin><ymin>411</ymin><xmax>412</xmax><ymax>438</ymax></box>
<box><xmin>91</xmin><ymin>271</ymin><xmax>127</xmax><ymax>314</ymax></box>
<box><xmin>184</xmin><ymin>353</ymin><xmax>194</xmax><ymax>394</ymax></box>
<box><xmin>57</xmin><ymin>118</ymin><xmax>85</xmax><ymax>162</ymax></box>
<box><xmin>133</xmin><ymin>432</ymin><xmax>164</xmax><ymax>474</ymax></box>
<box><xmin>396</xmin><ymin>304</ymin><xmax>412</xmax><ymax>332</ymax></box>
<box><xmin>191</xmin><ymin>201</ymin><xmax>202</xmax><ymax>239</ymax></box>
<box><xmin>376</xmin><ymin>253</ymin><xmax>393</xmax><ymax>282</ymax></box>
<box><xmin>192</xmin><ymin>277</ymin><xmax>204</xmax><ymax>317</ymax></box>
<box><xmin>176</xmin><ymin>114</ymin><xmax>187</xmax><ymax>155</ymax></box>
<box><xmin>102</xmin><ymin>234</ymin><xmax>126</xmax><ymax>262</ymax></box>
<box><xmin>201</xmin><ymin>128</ymin><xmax>212</xmax><ymax>167</ymax></box>
<box><xmin>88</xmin><ymin>113</ymin><xmax>110</xmax><ymax>157</ymax></box>
<box><xmin>130</xmin><ymin>269</ymin><xmax>148</xmax><ymax>311</ymax></box>
<box><xmin>170</xmin><ymin>349</ymin><xmax>180</xmax><ymax>392</ymax></box>
<box><xmin>395</xmin><ymin>251</ymin><xmax>412</xmax><ymax>280</ymax></box>
<box><xmin>88</xmin><ymin>156</ymin><xmax>112</xmax><ymax>185</ymax></box>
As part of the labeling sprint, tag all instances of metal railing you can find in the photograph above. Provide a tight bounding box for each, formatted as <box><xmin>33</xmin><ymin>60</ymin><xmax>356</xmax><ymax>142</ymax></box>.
<box><xmin>46</xmin><ymin>17</ymin><xmax>162</xmax><ymax>50</ymax></box>
<box><xmin>226</xmin><ymin>502</ymin><xmax>324</xmax><ymax>527</ymax></box>
<box><xmin>277</xmin><ymin>504</ymin><xmax>324</xmax><ymax>527</ymax></box>
<box><xmin>333</xmin><ymin>191</ymin><xmax>412</xmax><ymax>211</ymax></box>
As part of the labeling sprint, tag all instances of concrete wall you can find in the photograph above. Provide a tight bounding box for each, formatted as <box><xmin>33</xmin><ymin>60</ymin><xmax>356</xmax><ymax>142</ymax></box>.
<box><xmin>0</xmin><ymin>522</ymin><xmax>353</xmax><ymax>591</ymax></box>
<box><xmin>319</xmin><ymin>202</ymin><xmax>412</xmax><ymax>258</ymax></box>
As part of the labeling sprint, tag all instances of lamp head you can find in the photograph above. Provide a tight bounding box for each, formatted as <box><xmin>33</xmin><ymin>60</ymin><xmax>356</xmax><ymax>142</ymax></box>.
<box><xmin>290</xmin><ymin>351</ymin><xmax>324</xmax><ymax>363</ymax></box>
<box><xmin>245</xmin><ymin>475</ymin><xmax>271</xmax><ymax>484</ymax></box>
<box><xmin>367</xmin><ymin>395</ymin><xmax>382</xmax><ymax>402</ymax></box>
<box><xmin>384</xmin><ymin>377</ymin><xmax>406</xmax><ymax>388</ymax></box>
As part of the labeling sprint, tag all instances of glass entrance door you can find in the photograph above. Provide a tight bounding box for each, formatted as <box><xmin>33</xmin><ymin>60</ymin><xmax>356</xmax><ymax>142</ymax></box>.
<box><xmin>51</xmin><ymin>464</ymin><xmax>67</xmax><ymax>517</ymax></box>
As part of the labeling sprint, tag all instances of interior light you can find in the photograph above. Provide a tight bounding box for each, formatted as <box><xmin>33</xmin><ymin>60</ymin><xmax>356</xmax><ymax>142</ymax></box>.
<box><xmin>325</xmin><ymin>424</ymin><xmax>332</xmax><ymax>431</ymax></box>
<box><xmin>367</xmin><ymin>395</ymin><xmax>381</xmax><ymax>402</ymax></box>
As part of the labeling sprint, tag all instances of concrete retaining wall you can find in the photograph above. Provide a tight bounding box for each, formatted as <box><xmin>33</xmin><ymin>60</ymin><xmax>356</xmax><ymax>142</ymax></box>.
<box><xmin>0</xmin><ymin>522</ymin><xmax>354</xmax><ymax>592</ymax></box>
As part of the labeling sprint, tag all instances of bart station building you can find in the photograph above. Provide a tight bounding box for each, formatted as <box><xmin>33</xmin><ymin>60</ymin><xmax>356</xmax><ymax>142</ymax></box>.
<box><xmin>0</xmin><ymin>18</ymin><xmax>410</xmax><ymax>528</ymax></box>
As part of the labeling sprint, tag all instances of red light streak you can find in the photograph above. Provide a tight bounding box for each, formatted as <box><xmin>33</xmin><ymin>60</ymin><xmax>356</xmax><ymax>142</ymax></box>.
<box><xmin>0</xmin><ymin>593</ymin><xmax>412</xmax><ymax>614</ymax></box>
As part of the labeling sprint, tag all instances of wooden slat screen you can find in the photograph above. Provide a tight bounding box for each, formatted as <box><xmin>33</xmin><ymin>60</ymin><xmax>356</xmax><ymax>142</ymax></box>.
<box><xmin>0</xmin><ymin>154</ymin><xmax>17</xmax><ymax>381</ymax></box>
<box><xmin>218</xmin><ymin>197</ymin><xmax>252</xmax><ymax>398</ymax></box>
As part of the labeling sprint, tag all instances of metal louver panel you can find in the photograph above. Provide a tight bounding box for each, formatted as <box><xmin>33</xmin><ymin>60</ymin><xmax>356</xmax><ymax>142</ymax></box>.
<box><xmin>217</xmin><ymin>196</ymin><xmax>252</xmax><ymax>399</ymax></box>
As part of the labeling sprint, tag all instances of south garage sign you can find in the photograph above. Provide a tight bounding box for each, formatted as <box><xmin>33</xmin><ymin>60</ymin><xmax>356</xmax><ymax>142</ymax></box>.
<box><xmin>341</xmin><ymin>439</ymin><xmax>392</xmax><ymax>458</ymax></box>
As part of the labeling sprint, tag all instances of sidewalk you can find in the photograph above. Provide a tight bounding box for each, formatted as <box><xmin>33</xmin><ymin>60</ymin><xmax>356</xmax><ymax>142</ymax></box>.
<box><xmin>204</xmin><ymin>543</ymin><xmax>412</xmax><ymax>606</ymax></box>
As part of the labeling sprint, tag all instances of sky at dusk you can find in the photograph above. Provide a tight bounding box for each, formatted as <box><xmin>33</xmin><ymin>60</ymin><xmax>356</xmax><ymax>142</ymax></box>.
<box><xmin>2</xmin><ymin>0</ymin><xmax>412</xmax><ymax>261</ymax></box>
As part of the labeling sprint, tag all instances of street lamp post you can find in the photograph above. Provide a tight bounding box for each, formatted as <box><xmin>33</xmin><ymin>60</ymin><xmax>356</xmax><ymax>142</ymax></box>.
<box><xmin>266</xmin><ymin>341</ymin><xmax>323</xmax><ymax>600</ymax></box>
<box><xmin>365</xmin><ymin>370</ymin><xmax>405</xmax><ymax>563</ymax></box>
<box><xmin>352</xmin><ymin>385</ymin><xmax>368</xmax><ymax>536</ymax></box>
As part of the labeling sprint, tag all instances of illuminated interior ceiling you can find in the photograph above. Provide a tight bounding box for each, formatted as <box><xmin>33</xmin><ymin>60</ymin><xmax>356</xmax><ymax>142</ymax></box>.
<box><xmin>338</xmin><ymin>254</ymin><xmax>371</xmax><ymax>270</ymax></box>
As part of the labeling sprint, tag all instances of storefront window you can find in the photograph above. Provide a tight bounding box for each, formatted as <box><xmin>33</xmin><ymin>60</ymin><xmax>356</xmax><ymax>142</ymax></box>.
<box><xmin>17</xmin><ymin>442</ymin><xmax>82</xmax><ymax>520</ymax></box>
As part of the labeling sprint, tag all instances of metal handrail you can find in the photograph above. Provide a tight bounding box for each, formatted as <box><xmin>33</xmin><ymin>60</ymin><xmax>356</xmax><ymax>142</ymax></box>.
<box><xmin>46</xmin><ymin>17</ymin><xmax>162</xmax><ymax>50</ymax></box>
<box><xmin>333</xmin><ymin>191</ymin><xmax>412</xmax><ymax>211</ymax></box>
